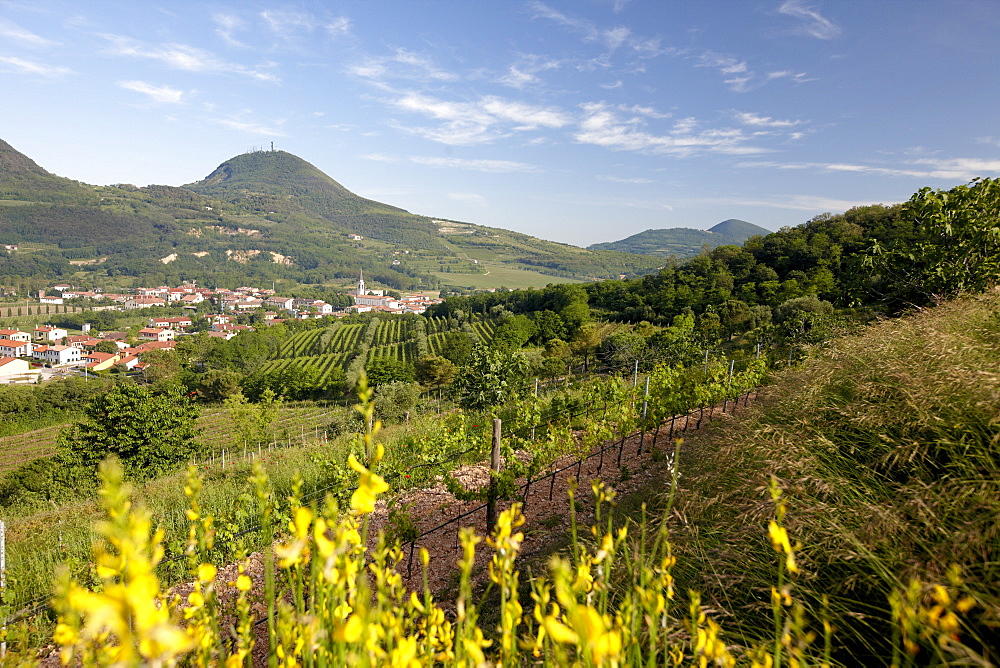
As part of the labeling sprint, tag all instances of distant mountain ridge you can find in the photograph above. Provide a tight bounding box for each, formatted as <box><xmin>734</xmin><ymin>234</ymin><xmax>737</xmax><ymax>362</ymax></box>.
<box><xmin>588</xmin><ymin>219</ymin><xmax>771</xmax><ymax>259</ymax></box>
<box><xmin>0</xmin><ymin>140</ymin><xmax>663</xmax><ymax>291</ymax></box>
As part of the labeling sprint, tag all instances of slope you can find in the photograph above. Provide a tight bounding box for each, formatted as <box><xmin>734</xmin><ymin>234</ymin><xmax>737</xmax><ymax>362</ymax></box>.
<box><xmin>587</xmin><ymin>218</ymin><xmax>770</xmax><ymax>259</ymax></box>
<box><xmin>0</xmin><ymin>139</ymin><xmax>664</xmax><ymax>291</ymax></box>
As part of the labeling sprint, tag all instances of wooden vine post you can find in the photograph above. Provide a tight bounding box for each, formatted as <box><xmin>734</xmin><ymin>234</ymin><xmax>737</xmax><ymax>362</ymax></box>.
<box><xmin>486</xmin><ymin>418</ymin><xmax>502</xmax><ymax>533</ymax></box>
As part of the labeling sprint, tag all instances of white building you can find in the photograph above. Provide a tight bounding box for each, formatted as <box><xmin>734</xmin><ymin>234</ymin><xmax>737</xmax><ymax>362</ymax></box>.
<box><xmin>32</xmin><ymin>344</ymin><xmax>82</xmax><ymax>366</ymax></box>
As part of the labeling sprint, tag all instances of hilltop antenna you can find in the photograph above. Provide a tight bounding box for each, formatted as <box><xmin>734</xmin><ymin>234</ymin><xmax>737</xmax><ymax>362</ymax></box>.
<box><xmin>271</xmin><ymin>141</ymin><xmax>275</xmax><ymax>152</ymax></box>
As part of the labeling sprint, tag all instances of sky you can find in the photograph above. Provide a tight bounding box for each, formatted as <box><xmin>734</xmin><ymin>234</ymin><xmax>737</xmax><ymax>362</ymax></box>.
<box><xmin>2</xmin><ymin>1</ymin><xmax>999</xmax><ymax>247</ymax></box>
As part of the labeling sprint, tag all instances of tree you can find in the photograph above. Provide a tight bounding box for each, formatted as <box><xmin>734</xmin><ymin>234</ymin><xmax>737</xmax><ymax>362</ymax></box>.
<box><xmin>57</xmin><ymin>383</ymin><xmax>200</xmax><ymax>481</ymax></box>
<box><xmin>365</xmin><ymin>357</ymin><xmax>413</xmax><ymax>387</ymax></box>
<box><xmin>224</xmin><ymin>389</ymin><xmax>278</xmax><ymax>448</ymax></box>
<box><xmin>868</xmin><ymin>178</ymin><xmax>1000</xmax><ymax>307</ymax></box>
<box><xmin>93</xmin><ymin>339</ymin><xmax>121</xmax><ymax>354</ymax></box>
<box><xmin>454</xmin><ymin>344</ymin><xmax>530</xmax><ymax>412</ymax></box>
<box><xmin>198</xmin><ymin>368</ymin><xmax>243</xmax><ymax>402</ymax></box>
<box><xmin>414</xmin><ymin>354</ymin><xmax>457</xmax><ymax>391</ymax></box>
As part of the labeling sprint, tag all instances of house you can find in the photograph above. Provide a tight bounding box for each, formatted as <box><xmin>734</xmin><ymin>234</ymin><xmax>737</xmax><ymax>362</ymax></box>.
<box><xmin>33</xmin><ymin>326</ymin><xmax>68</xmax><ymax>342</ymax></box>
<box><xmin>149</xmin><ymin>317</ymin><xmax>193</xmax><ymax>330</ymax></box>
<box><xmin>116</xmin><ymin>354</ymin><xmax>142</xmax><ymax>370</ymax></box>
<box><xmin>0</xmin><ymin>356</ymin><xmax>30</xmax><ymax>377</ymax></box>
<box><xmin>180</xmin><ymin>293</ymin><xmax>204</xmax><ymax>305</ymax></box>
<box><xmin>65</xmin><ymin>336</ymin><xmax>104</xmax><ymax>349</ymax></box>
<box><xmin>292</xmin><ymin>298</ymin><xmax>333</xmax><ymax>314</ymax></box>
<box><xmin>0</xmin><ymin>329</ymin><xmax>31</xmax><ymax>343</ymax></box>
<box><xmin>354</xmin><ymin>295</ymin><xmax>400</xmax><ymax>309</ymax></box>
<box><xmin>265</xmin><ymin>296</ymin><xmax>295</xmax><ymax>311</ymax></box>
<box><xmin>39</xmin><ymin>295</ymin><xmax>64</xmax><ymax>305</ymax></box>
<box><xmin>348</xmin><ymin>234</ymin><xmax>363</xmax><ymax>240</ymax></box>
<box><xmin>0</xmin><ymin>338</ymin><xmax>32</xmax><ymax>357</ymax></box>
<box><xmin>124</xmin><ymin>296</ymin><xmax>166</xmax><ymax>310</ymax></box>
<box><xmin>32</xmin><ymin>344</ymin><xmax>82</xmax><ymax>366</ymax></box>
<box><xmin>132</xmin><ymin>340</ymin><xmax>177</xmax><ymax>353</ymax></box>
<box><xmin>210</xmin><ymin>323</ymin><xmax>254</xmax><ymax>334</ymax></box>
<box><xmin>80</xmin><ymin>351</ymin><xmax>120</xmax><ymax>371</ymax></box>
<box><xmin>138</xmin><ymin>328</ymin><xmax>175</xmax><ymax>342</ymax></box>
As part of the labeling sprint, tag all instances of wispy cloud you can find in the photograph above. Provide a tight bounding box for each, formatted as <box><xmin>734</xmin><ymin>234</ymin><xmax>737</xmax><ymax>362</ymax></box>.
<box><xmin>326</xmin><ymin>17</ymin><xmax>351</xmax><ymax>37</ymax></box>
<box><xmin>447</xmin><ymin>193</ymin><xmax>488</xmax><ymax>205</ymax></box>
<box><xmin>212</xmin><ymin>13</ymin><xmax>246</xmax><ymax>47</ymax></box>
<box><xmin>351</xmin><ymin>48</ymin><xmax>457</xmax><ymax>84</ymax></box>
<box><xmin>362</xmin><ymin>153</ymin><xmax>540</xmax><ymax>173</ymax></box>
<box><xmin>389</xmin><ymin>92</ymin><xmax>570</xmax><ymax>145</ymax></box>
<box><xmin>214</xmin><ymin>116</ymin><xmax>286</xmax><ymax>136</ymax></box>
<box><xmin>575</xmin><ymin>102</ymin><xmax>766</xmax><ymax>156</ymax></box>
<box><xmin>530</xmin><ymin>1</ymin><xmax>671</xmax><ymax>56</ymax></box>
<box><xmin>103</xmin><ymin>35</ymin><xmax>279</xmax><ymax>82</ymax></box>
<box><xmin>739</xmin><ymin>157</ymin><xmax>1000</xmax><ymax>181</ymax></box>
<box><xmin>0</xmin><ymin>17</ymin><xmax>56</xmax><ymax>47</ymax></box>
<box><xmin>412</xmin><ymin>156</ymin><xmax>540</xmax><ymax>173</ymax></box>
<box><xmin>599</xmin><ymin>175</ymin><xmax>654</xmax><ymax>184</ymax></box>
<box><xmin>260</xmin><ymin>10</ymin><xmax>319</xmax><ymax>38</ymax></box>
<box><xmin>726</xmin><ymin>193</ymin><xmax>873</xmax><ymax>212</ymax></box>
<box><xmin>119</xmin><ymin>80</ymin><xmax>185</xmax><ymax>104</ymax></box>
<box><xmin>734</xmin><ymin>111</ymin><xmax>804</xmax><ymax>128</ymax></box>
<box><xmin>777</xmin><ymin>0</ymin><xmax>841</xmax><ymax>40</ymax></box>
<box><xmin>0</xmin><ymin>55</ymin><xmax>70</xmax><ymax>76</ymax></box>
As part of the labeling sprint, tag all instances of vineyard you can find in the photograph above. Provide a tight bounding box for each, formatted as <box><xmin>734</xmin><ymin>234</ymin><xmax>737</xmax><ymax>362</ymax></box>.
<box><xmin>0</xmin><ymin>402</ymin><xmax>344</xmax><ymax>475</ymax></box>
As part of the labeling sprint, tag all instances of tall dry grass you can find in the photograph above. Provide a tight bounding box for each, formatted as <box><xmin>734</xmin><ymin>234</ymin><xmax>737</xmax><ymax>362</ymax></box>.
<box><xmin>669</xmin><ymin>292</ymin><xmax>1000</xmax><ymax>663</ymax></box>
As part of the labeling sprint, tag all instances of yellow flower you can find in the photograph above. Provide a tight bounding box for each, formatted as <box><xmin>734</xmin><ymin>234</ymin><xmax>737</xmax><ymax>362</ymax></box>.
<box><xmin>768</xmin><ymin>521</ymin><xmax>791</xmax><ymax>554</ymax></box>
<box><xmin>198</xmin><ymin>563</ymin><xmax>217</xmax><ymax>583</ymax></box>
<box><xmin>348</xmin><ymin>454</ymin><xmax>389</xmax><ymax>513</ymax></box>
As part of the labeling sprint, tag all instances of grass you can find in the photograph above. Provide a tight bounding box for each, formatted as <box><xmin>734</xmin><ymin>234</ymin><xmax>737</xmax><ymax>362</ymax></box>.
<box><xmin>657</xmin><ymin>291</ymin><xmax>1000</xmax><ymax>663</ymax></box>
<box><xmin>432</xmin><ymin>263</ymin><xmax>585</xmax><ymax>290</ymax></box>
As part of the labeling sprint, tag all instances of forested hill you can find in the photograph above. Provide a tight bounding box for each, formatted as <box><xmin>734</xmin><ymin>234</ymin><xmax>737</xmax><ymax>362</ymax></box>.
<box><xmin>587</xmin><ymin>218</ymin><xmax>771</xmax><ymax>259</ymax></box>
<box><xmin>432</xmin><ymin>178</ymin><xmax>1000</xmax><ymax>333</ymax></box>
<box><xmin>0</xmin><ymin>140</ymin><xmax>662</xmax><ymax>292</ymax></box>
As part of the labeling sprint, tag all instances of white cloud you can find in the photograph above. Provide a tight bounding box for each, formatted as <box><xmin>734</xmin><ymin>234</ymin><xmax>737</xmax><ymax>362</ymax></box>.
<box><xmin>260</xmin><ymin>10</ymin><xmax>319</xmax><ymax>38</ymax></box>
<box><xmin>530</xmin><ymin>1</ymin><xmax>670</xmax><ymax>57</ymax></box>
<box><xmin>777</xmin><ymin>0</ymin><xmax>841</xmax><ymax>40</ymax></box>
<box><xmin>734</xmin><ymin>111</ymin><xmax>804</xmax><ymax>127</ymax></box>
<box><xmin>410</xmin><ymin>156</ymin><xmax>541</xmax><ymax>173</ymax></box>
<box><xmin>730</xmin><ymin>194</ymin><xmax>873</xmax><ymax>212</ymax></box>
<box><xmin>214</xmin><ymin>116</ymin><xmax>286</xmax><ymax>136</ymax></box>
<box><xmin>0</xmin><ymin>18</ymin><xmax>55</xmax><ymax>47</ymax></box>
<box><xmin>498</xmin><ymin>66</ymin><xmax>538</xmax><ymax>88</ymax></box>
<box><xmin>0</xmin><ymin>55</ymin><xmax>70</xmax><ymax>76</ymax></box>
<box><xmin>119</xmin><ymin>80</ymin><xmax>185</xmax><ymax>104</ymax></box>
<box><xmin>390</xmin><ymin>92</ymin><xmax>570</xmax><ymax>145</ymax></box>
<box><xmin>103</xmin><ymin>35</ymin><xmax>279</xmax><ymax>82</ymax></box>
<box><xmin>350</xmin><ymin>48</ymin><xmax>458</xmax><ymax>83</ymax></box>
<box><xmin>738</xmin><ymin>157</ymin><xmax>1000</xmax><ymax>181</ymax></box>
<box><xmin>599</xmin><ymin>175</ymin><xmax>654</xmax><ymax>184</ymax></box>
<box><xmin>326</xmin><ymin>17</ymin><xmax>352</xmax><ymax>37</ymax></box>
<box><xmin>366</xmin><ymin>152</ymin><xmax>537</xmax><ymax>175</ymax></box>
<box><xmin>447</xmin><ymin>193</ymin><xmax>488</xmax><ymax>205</ymax></box>
<box><xmin>212</xmin><ymin>13</ymin><xmax>246</xmax><ymax>47</ymax></box>
<box><xmin>575</xmin><ymin>102</ymin><xmax>765</xmax><ymax>156</ymax></box>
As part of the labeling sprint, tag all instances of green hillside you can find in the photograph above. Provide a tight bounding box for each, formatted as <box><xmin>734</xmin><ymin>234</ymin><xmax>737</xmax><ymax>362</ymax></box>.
<box><xmin>0</xmin><ymin>140</ymin><xmax>662</xmax><ymax>293</ymax></box>
<box><xmin>588</xmin><ymin>218</ymin><xmax>771</xmax><ymax>259</ymax></box>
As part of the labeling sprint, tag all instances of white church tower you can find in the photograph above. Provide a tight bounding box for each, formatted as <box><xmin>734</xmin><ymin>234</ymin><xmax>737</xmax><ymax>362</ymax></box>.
<box><xmin>356</xmin><ymin>269</ymin><xmax>366</xmax><ymax>297</ymax></box>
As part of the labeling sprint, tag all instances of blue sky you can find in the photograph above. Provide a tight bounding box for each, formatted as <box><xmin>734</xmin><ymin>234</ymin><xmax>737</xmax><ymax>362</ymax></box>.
<box><xmin>2</xmin><ymin>1</ymin><xmax>999</xmax><ymax>247</ymax></box>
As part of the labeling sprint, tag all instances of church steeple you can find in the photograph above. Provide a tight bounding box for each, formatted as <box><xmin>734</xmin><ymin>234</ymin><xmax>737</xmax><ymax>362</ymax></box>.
<box><xmin>357</xmin><ymin>269</ymin><xmax>365</xmax><ymax>296</ymax></box>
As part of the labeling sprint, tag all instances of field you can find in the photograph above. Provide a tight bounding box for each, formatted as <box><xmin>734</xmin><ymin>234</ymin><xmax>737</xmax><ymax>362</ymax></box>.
<box><xmin>0</xmin><ymin>402</ymin><xmax>347</xmax><ymax>474</ymax></box>
<box><xmin>431</xmin><ymin>263</ymin><xmax>585</xmax><ymax>289</ymax></box>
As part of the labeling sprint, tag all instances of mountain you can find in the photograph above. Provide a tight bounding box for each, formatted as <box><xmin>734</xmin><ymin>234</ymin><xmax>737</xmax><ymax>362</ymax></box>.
<box><xmin>587</xmin><ymin>219</ymin><xmax>771</xmax><ymax>259</ymax></box>
<box><xmin>0</xmin><ymin>140</ymin><xmax>663</xmax><ymax>292</ymax></box>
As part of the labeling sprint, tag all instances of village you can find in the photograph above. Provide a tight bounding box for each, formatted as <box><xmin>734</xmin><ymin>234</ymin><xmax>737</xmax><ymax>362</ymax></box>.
<box><xmin>0</xmin><ymin>272</ymin><xmax>442</xmax><ymax>382</ymax></box>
